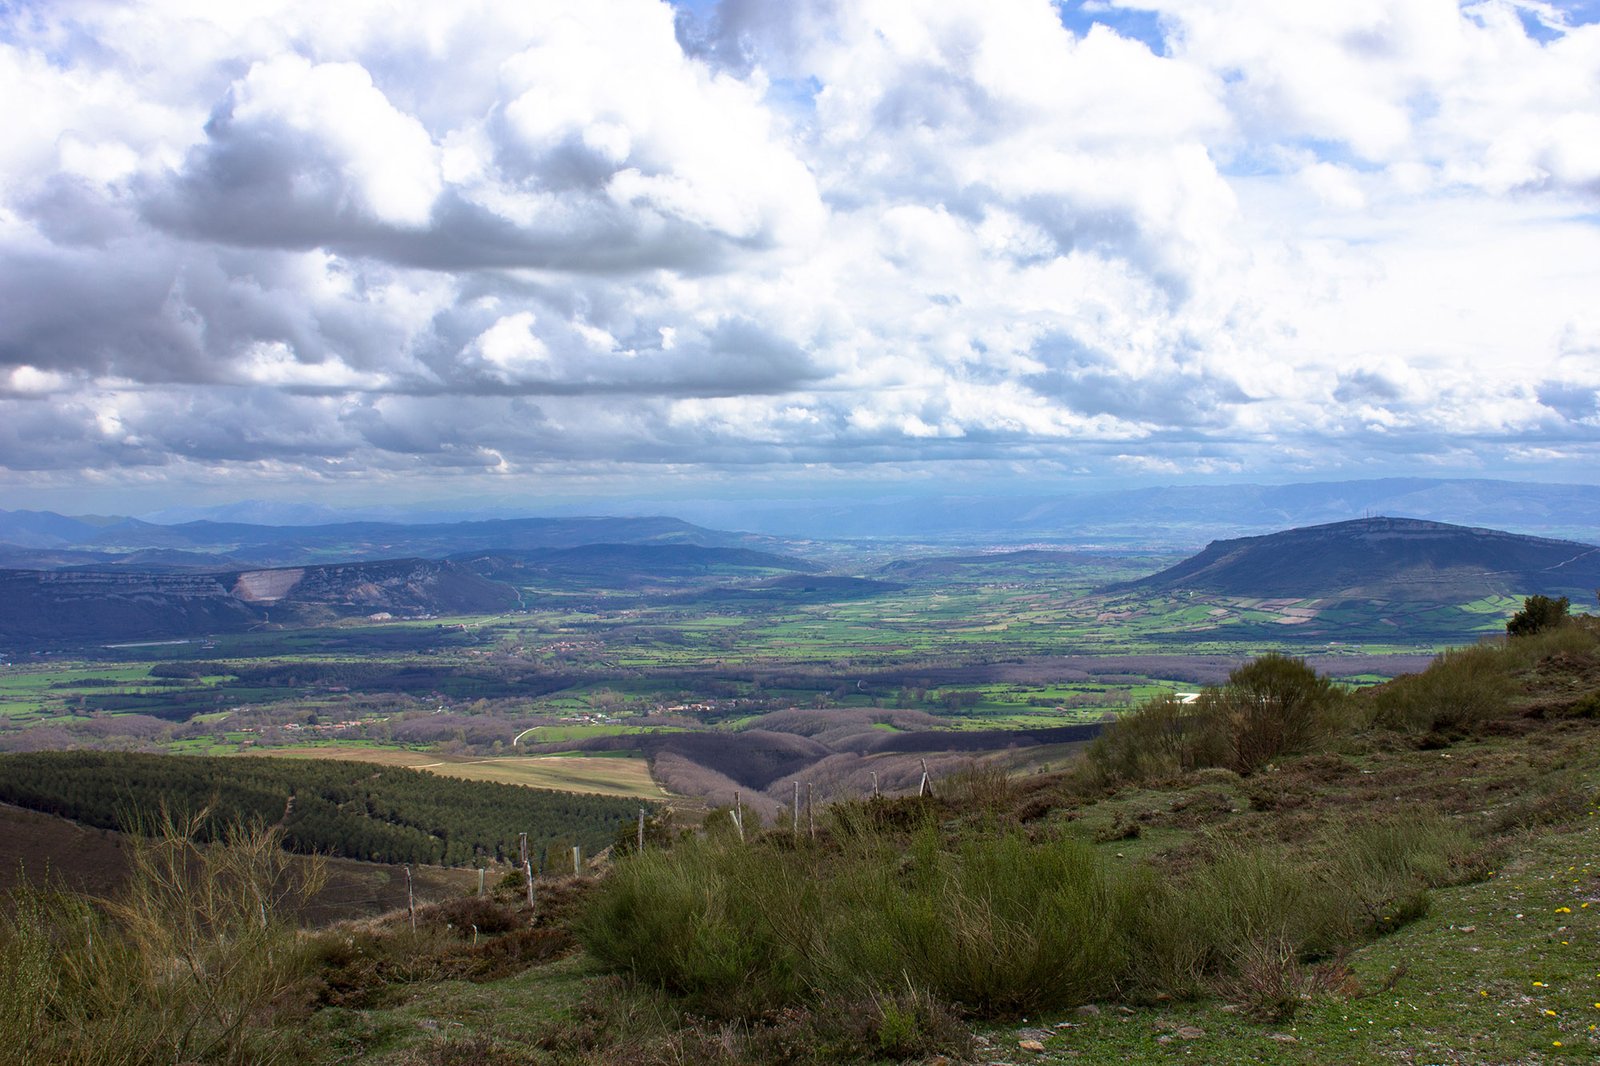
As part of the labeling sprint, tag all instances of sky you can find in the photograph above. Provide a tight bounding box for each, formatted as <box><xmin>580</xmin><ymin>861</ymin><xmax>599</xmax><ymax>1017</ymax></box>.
<box><xmin>1</xmin><ymin>0</ymin><xmax>1598</xmax><ymax>516</ymax></box>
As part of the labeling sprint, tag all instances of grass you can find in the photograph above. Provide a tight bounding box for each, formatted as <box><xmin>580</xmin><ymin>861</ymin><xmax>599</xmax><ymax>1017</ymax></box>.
<box><xmin>993</xmin><ymin>813</ymin><xmax>1600</xmax><ymax>1063</ymax></box>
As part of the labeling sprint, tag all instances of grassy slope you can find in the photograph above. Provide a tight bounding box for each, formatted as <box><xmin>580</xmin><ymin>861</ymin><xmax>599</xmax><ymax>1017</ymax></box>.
<box><xmin>997</xmin><ymin>815</ymin><xmax>1599</xmax><ymax>1063</ymax></box>
<box><xmin>284</xmin><ymin>630</ymin><xmax>1600</xmax><ymax>1065</ymax></box>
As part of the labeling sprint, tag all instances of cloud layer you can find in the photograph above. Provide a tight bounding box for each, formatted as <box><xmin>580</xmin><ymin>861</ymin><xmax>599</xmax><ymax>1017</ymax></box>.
<box><xmin>2</xmin><ymin>0</ymin><xmax>1598</xmax><ymax>504</ymax></box>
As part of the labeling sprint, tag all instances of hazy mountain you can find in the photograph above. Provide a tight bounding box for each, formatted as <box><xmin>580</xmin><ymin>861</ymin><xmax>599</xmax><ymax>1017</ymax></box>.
<box><xmin>669</xmin><ymin>478</ymin><xmax>1600</xmax><ymax>544</ymax></box>
<box><xmin>0</xmin><ymin>513</ymin><xmax>780</xmax><ymax>568</ymax></box>
<box><xmin>1122</xmin><ymin>517</ymin><xmax>1600</xmax><ymax>602</ymax></box>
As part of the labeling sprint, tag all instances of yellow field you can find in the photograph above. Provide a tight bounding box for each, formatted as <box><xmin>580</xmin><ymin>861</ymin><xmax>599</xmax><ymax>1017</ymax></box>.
<box><xmin>259</xmin><ymin>746</ymin><xmax>666</xmax><ymax>799</ymax></box>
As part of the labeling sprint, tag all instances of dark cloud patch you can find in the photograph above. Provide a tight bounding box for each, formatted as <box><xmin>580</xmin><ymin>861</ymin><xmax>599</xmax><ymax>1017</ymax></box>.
<box><xmin>19</xmin><ymin>174</ymin><xmax>138</xmax><ymax>247</ymax></box>
<box><xmin>1023</xmin><ymin>332</ymin><xmax>1250</xmax><ymax>426</ymax></box>
<box><xmin>147</xmin><ymin>139</ymin><xmax>745</xmax><ymax>278</ymax></box>
<box><xmin>1333</xmin><ymin>369</ymin><xmax>1407</xmax><ymax>404</ymax></box>
<box><xmin>0</xmin><ymin>242</ymin><xmax>206</xmax><ymax>381</ymax></box>
<box><xmin>1536</xmin><ymin>381</ymin><xmax>1600</xmax><ymax>422</ymax></box>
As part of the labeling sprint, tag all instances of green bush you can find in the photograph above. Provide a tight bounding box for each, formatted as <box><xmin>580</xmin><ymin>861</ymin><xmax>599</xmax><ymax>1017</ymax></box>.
<box><xmin>1090</xmin><ymin>655</ymin><xmax>1343</xmax><ymax>781</ymax></box>
<box><xmin>1506</xmin><ymin>594</ymin><xmax>1569</xmax><ymax>637</ymax></box>
<box><xmin>825</xmin><ymin>827</ymin><xmax>1134</xmax><ymax>1014</ymax></box>
<box><xmin>1370</xmin><ymin>644</ymin><xmax>1515</xmax><ymax>733</ymax></box>
<box><xmin>579</xmin><ymin>805</ymin><xmax>1479</xmax><ymax>1023</ymax></box>
<box><xmin>576</xmin><ymin>836</ymin><xmax>813</xmax><ymax>1017</ymax></box>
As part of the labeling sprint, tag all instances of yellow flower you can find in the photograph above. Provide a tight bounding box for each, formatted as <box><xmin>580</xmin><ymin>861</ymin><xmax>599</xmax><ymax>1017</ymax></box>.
<box><xmin>1535</xmin><ymin>982</ymin><xmax>1547</xmax><ymax>987</ymax></box>
<box><xmin>1546</xmin><ymin>1009</ymin><xmax>1559</xmax><ymax>1017</ymax></box>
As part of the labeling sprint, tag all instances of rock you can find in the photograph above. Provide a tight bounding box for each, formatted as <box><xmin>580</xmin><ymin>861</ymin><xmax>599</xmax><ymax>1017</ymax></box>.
<box><xmin>1074</xmin><ymin>1004</ymin><xmax>1101</xmax><ymax>1016</ymax></box>
<box><xmin>1270</xmin><ymin>1033</ymin><xmax>1299</xmax><ymax>1043</ymax></box>
<box><xmin>1019</xmin><ymin>1039</ymin><xmax>1046</xmax><ymax>1053</ymax></box>
<box><xmin>1175</xmin><ymin>1026</ymin><xmax>1205</xmax><ymax>1039</ymax></box>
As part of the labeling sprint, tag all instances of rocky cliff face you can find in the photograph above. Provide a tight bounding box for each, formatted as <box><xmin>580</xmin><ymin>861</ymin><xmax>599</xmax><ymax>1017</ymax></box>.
<box><xmin>0</xmin><ymin>558</ymin><xmax>519</xmax><ymax>646</ymax></box>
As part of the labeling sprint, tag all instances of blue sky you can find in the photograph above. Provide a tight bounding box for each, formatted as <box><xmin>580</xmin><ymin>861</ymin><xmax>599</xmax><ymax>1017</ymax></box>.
<box><xmin>1</xmin><ymin>0</ymin><xmax>1598</xmax><ymax>515</ymax></box>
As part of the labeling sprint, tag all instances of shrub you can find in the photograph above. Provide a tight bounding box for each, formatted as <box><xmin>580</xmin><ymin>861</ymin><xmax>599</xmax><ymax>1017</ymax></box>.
<box><xmin>1090</xmin><ymin>655</ymin><xmax>1343</xmax><ymax>781</ymax></box>
<box><xmin>824</xmin><ymin>827</ymin><xmax>1133</xmax><ymax>1014</ymax></box>
<box><xmin>1370</xmin><ymin>644</ymin><xmax>1515</xmax><ymax>733</ymax></box>
<box><xmin>575</xmin><ymin>836</ymin><xmax>813</xmax><ymax>1017</ymax></box>
<box><xmin>1506</xmin><ymin>594</ymin><xmax>1570</xmax><ymax>637</ymax></box>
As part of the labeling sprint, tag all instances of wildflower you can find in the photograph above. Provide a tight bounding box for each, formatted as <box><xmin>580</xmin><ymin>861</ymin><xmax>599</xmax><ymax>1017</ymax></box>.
<box><xmin>1556</xmin><ymin>906</ymin><xmax>1572</xmax><ymax>913</ymax></box>
<box><xmin>1535</xmin><ymin>982</ymin><xmax>1546</xmax><ymax>987</ymax></box>
<box><xmin>1545</xmin><ymin>1009</ymin><xmax>1558</xmax><ymax>1017</ymax></box>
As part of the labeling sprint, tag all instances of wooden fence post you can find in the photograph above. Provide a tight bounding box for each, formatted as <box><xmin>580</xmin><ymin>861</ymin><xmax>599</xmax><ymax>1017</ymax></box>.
<box><xmin>523</xmin><ymin>858</ymin><xmax>536</xmax><ymax>912</ymax></box>
<box><xmin>870</xmin><ymin>770</ymin><xmax>879</xmax><ymax>797</ymax></box>
<box><xmin>637</xmin><ymin>807</ymin><xmax>646</xmax><ymax>852</ymax></box>
<box><xmin>572</xmin><ymin>844</ymin><xmax>582</xmax><ymax>874</ymax></box>
<box><xmin>792</xmin><ymin>781</ymin><xmax>800</xmax><ymax>837</ymax></box>
<box><xmin>477</xmin><ymin>867</ymin><xmax>485</xmax><ymax>898</ymax></box>
<box><xmin>405</xmin><ymin>865</ymin><xmax>416</xmax><ymax>932</ymax></box>
<box><xmin>807</xmin><ymin>781</ymin><xmax>815</xmax><ymax>841</ymax></box>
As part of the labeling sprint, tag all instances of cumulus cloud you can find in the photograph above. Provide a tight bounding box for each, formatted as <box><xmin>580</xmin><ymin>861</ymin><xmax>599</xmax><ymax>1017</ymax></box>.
<box><xmin>0</xmin><ymin>0</ymin><xmax>1597</xmax><ymax>504</ymax></box>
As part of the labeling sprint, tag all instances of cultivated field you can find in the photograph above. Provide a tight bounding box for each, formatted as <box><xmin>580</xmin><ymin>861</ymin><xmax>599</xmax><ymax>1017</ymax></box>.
<box><xmin>262</xmin><ymin>745</ymin><xmax>665</xmax><ymax>799</ymax></box>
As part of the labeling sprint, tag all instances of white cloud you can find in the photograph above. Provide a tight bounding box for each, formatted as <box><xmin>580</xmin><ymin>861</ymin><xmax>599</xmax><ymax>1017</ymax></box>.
<box><xmin>0</xmin><ymin>0</ymin><xmax>1596</xmax><ymax>503</ymax></box>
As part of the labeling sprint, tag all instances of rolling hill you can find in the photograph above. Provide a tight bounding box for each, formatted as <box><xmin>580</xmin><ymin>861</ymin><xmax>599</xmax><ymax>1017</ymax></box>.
<box><xmin>1121</xmin><ymin>516</ymin><xmax>1600</xmax><ymax>602</ymax></box>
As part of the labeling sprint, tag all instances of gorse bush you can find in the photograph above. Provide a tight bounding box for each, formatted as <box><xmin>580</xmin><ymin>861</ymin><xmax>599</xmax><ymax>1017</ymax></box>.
<box><xmin>579</xmin><ymin>806</ymin><xmax>1475</xmax><ymax>1023</ymax></box>
<box><xmin>1088</xmin><ymin>653</ymin><xmax>1344</xmax><ymax>782</ymax></box>
<box><xmin>1370</xmin><ymin>643</ymin><xmax>1515</xmax><ymax>733</ymax></box>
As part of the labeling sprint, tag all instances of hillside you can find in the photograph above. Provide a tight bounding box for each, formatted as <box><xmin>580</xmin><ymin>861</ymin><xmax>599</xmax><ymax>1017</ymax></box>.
<box><xmin>0</xmin><ymin>557</ymin><xmax>518</xmax><ymax>645</ymax></box>
<box><xmin>6</xmin><ymin>623</ymin><xmax>1600</xmax><ymax>1063</ymax></box>
<box><xmin>1122</xmin><ymin>516</ymin><xmax>1600</xmax><ymax>602</ymax></box>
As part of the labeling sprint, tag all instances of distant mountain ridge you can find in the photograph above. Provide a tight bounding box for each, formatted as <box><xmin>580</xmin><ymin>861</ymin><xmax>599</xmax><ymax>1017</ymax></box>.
<box><xmin>1123</xmin><ymin>517</ymin><xmax>1600</xmax><ymax>602</ymax></box>
<box><xmin>665</xmin><ymin>477</ymin><xmax>1600</xmax><ymax>544</ymax></box>
<box><xmin>0</xmin><ymin>512</ymin><xmax>777</xmax><ymax>568</ymax></box>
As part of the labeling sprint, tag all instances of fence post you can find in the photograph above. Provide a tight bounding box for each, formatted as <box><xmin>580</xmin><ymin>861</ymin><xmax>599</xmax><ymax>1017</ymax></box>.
<box><xmin>918</xmin><ymin>758</ymin><xmax>931</xmax><ymax>797</ymax></box>
<box><xmin>477</xmin><ymin>867</ymin><xmax>485</xmax><ymax>898</ymax></box>
<box><xmin>405</xmin><ymin>865</ymin><xmax>416</xmax><ymax>932</ymax></box>
<box><xmin>870</xmin><ymin>770</ymin><xmax>879</xmax><ymax>797</ymax></box>
<box><xmin>637</xmin><ymin>807</ymin><xmax>646</xmax><ymax>852</ymax></box>
<box><xmin>792</xmin><ymin>781</ymin><xmax>800</xmax><ymax>837</ymax></box>
<box><xmin>807</xmin><ymin>781</ymin><xmax>815</xmax><ymax>841</ymax></box>
<box><xmin>523</xmin><ymin>858</ymin><xmax>536</xmax><ymax>912</ymax></box>
<box><xmin>572</xmin><ymin>844</ymin><xmax>582</xmax><ymax>874</ymax></box>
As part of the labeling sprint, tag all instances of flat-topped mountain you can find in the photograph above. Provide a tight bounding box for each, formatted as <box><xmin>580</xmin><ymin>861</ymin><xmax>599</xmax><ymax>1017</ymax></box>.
<box><xmin>0</xmin><ymin>558</ymin><xmax>519</xmax><ymax>645</ymax></box>
<box><xmin>1123</xmin><ymin>517</ymin><xmax>1600</xmax><ymax>602</ymax></box>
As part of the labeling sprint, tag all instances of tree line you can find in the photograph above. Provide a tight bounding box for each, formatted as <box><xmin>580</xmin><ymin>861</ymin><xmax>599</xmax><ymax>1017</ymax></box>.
<box><xmin>0</xmin><ymin>750</ymin><xmax>644</xmax><ymax>867</ymax></box>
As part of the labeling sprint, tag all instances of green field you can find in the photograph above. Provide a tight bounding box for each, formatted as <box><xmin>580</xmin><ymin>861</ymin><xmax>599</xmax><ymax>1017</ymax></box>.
<box><xmin>0</xmin><ymin>549</ymin><xmax>1516</xmax><ymax>764</ymax></box>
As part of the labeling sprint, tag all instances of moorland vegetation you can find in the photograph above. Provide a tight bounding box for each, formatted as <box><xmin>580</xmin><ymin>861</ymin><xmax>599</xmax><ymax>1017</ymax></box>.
<box><xmin>3</xmin><ymin>599</ymin><xmax>1598</xmax><ymax>1063</ymax></box>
